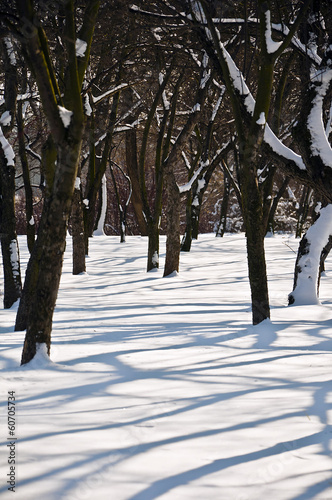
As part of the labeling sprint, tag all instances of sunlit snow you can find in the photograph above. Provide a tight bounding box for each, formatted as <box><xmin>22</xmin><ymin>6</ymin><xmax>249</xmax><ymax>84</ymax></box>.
<box><xmin>0</xmin><ymin>234</ymin><xmax>331</xmax><ymax>500</ymax></box>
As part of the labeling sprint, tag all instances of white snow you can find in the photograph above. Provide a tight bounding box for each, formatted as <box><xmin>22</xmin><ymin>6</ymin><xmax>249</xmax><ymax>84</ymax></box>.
<box><xmin>75</xmin><ymin>38</ymin><xmax>87</xmax><ymax>58</ymax></box>
<box><xmin>0</xmin><ymin>126</ymin><xmax>15</xmax><ymax>166</ymax></box>
<box><xmin>29</xmin><ymin>217</ymin><xmax>35</xmax><ymax>226</ymax></box>
<box><xmin>9</xmin><ymin>240</ymin><xmax>20</xmax><ymax>278</ymax></box>
<box><xmin>58</xmin><ymin>106</ymin><xmax>73</xmax><ymax>128</ymax></box>
<box><xmin>178</xmin><ymin>161</ymin><xmax>207</xmax><ymax>193</ymax></box>
<box><xmin>74</xmin><ymin>177</ymin><xmax>81</xmax><ymax>190</ymax></box>
<box><xmin>93</xmin><ymin>175</ymin><xmax>107</xmax><ymax>236</ymax></box>
<box><xmin>256</xmin><ymin>112</ymin><xmax>266</xmax><ymax>125</ymax></box>
<box><xmin>264</xmin><ymin>125</ymin><xmax>306</xmax><ymax>170</ymax></box>
<box><xmin>0</xmin><ymin>233</ymin><xmax>332</xmax><ymax>500</ymax></box>
<box><xmin>211</xmin><ymin>88</ymin><xmax>225</xmax><ymax>121</ymax></box>
<box><xmin>4</xmin><ymin>37</ymin><xmax>16</xmax><ymax>66</ymax></box>
<box><xmin>307</xmin><ymin>69</ymin><xmax>332</xmax><ymax>168</ymax></box>
<box><xmin>192</xmin><ymin>103</ymin><xmax>201</xmax><ymax>113</ymax></box>
<box><xmin>199</xmin><ymin>68</ymin><xmax>211</xmax><ymax>89</ymax></box>
<box><xmin>92</xmin><ymin>84</ymin><xmax>129</xmax><ymax>105</ymax></box>
<box><xmin>24</xmin><ymin>343</ymin><xmax>55</xmax><ymax>369</ymax></box>
<box><xmin>84</xmin><ymin>94</ymin><xmax>92</xmax><ymax>117</ymax></box>
<box><xmin>151</xmin><ymin>251</ymin><xmax>159</xmax><ymax>266</ymax></box>
<box><xmin>0</xmin><ymin>111</ymin><xmax>11</xmax><ymax>127</ymax></box>
<box><xmin>264</xmin><ymin>11</ymin><xmax>282</xmax><ymax>54</ymax></box>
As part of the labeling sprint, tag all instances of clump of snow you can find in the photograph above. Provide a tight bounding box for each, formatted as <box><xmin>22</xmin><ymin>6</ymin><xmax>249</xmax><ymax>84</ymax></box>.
<box><xmin>4</xmin><ymin>37</ymin><xmax>17</xmax><ymax>66</ymax></box>
<box><xmin>0</xmin><ymin>125</ymin><xmax>15</xmax><ymax>166</ymax></box>
<box><xmin>84</xmin><ymin>94</ymin><xmax>92</xmax><ymax>116</ymax></box>
<box><xmin>0</xmin><ymin>110</ymin><xmax>12</xmax><ymax>126</ymax></box>
<box><xmin>29</xmin><ymin>216</ymin><xmax>35</xmax><ymax>226</ymax></box>
<box><xmin>23</xmin><ymin>343</ymin><xmax>55</xmax><ymax>369</ymax></box>
<box><xmin>197</xmin><ymin>177</ymin><xmax>206</xmax><ymax>192</ymax></box>
<box><xmin>58</xmin><ymin>106</ymin><xmax>73</xmax><ymax>128</ymax></box>
<box><xmin>264</xmin><ymin>10</ymin><xmax>282</xmax><ymax>54</ymax></box>
<box><xmin>256</xmin><ymin>112</ymin><xmax>266</xmax><ymax>125</ymax></box>
<box><xmin>74</xmin><ymin>177</ymin><xmax>81</xmax><ymax>190</ymax></box>
<box><xmin>75</xmin><ymin>38</ymin><xmax>87</xmax><ymax>57</ymax></box>
<box><xmin>93</xmin><ymin>175</ymin><xmax>107</xmax><ymax>236</ymax></box>
<box><xmin>152</xmin><ymin>251</ymin><xmax>159</xmax><ymax>266</ymax></box>
<box><xmin>9</xmin><ymin>239</ymin><xmax>20</xmax><ymax>277</ymax></box>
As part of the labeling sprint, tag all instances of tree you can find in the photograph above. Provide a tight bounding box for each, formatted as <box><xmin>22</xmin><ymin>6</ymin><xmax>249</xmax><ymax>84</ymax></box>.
<box><xmin>181</xmin><ymin>0</ymin><xmax>311</xmax><ymax>324</ymax></box>
<box><xmin>0</xmin><ymin>36</ymin><xmax>22</xmax><ymax>309</ymax></box>
<box><xmin>13</xmin><ymin>0</ymin><xmax>100</xmax><ymax>364</ymax></box>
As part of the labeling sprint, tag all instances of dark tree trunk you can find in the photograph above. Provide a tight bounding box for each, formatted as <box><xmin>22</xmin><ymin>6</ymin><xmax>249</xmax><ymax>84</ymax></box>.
<box><xmin>265</xmin><ymin>176</ymin><xmax>289</xmax><ymax>235</ymax></box>
<box><xmin>147</xmin><ymin>220</ymin><xmax>160</xmax><ymax>271</ymax></box>
<box><xmin>0</xmin><ymin>37</ymin><xmax>22</xmax><ymax>308</ymax></box>
<box><xmin>21</xmin><ymin>142</ymin><xmax>82</xmax><ymax>364</ymax></box>
<box><xmin>17</xmin><ymin>101</ymin><xmax>35</xmax><ymax>253</ymax></box>
<box><xmin>241</xmin><ymin>156</ymin><xmax>270</xmax><ymax>325</ymax></box>
<box><xmin>71</xmin><ymin>177</ymin><xmax>86</xmax><ymax>275</ymax></box>
<box><xmin>164</xmin><ymin>171</ymin><xmax>181</xmax><ymax>277</ymax></box>
<box><xmin>125</xmin><ymin>127</ymin><xmax>148</xmax><ymax>235</ymax></box>
<box><xmin>295</xmin><ymin>186</ymin><xmax>312</xmax><ymax>238</ymax></box>
<box><xmin>318</xmin><ymin>235</ymin><xmax>332</xmax><ymax>294</ymax></box>
<box><xmin>216</xmin><ymin>172</ymin><xmax>230</xmax><ymax>237</ymax></box>
<box><xmin>16</xmin><ymin>0</ymin><xmax>99</xmax><ymax>364</ymax></box>
<box><xmin>0</xmin><ymin>150</ymin><xmax>22</xmax><ymax>309</ymax></box>
<box><xmin>181</xmin><ymin>191</ymin><xmax>193</xmax><ymax>252</ymax></box>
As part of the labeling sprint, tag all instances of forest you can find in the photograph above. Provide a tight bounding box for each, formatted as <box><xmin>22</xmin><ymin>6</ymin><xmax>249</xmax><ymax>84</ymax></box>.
<box><xmin>0</xmin><ymin>0</ymin><xmax>332</xmax><ymax>358</ymax></box>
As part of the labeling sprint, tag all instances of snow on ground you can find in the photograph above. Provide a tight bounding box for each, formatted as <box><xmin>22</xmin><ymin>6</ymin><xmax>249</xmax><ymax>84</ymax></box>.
<box><xmin>0</xmin><ymin>233</ymin><xmax>331</xmax><ymax>500</ymax></box>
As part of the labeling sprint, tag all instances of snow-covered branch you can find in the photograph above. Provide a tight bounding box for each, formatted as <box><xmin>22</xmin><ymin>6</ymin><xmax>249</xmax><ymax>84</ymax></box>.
<box><xmin>91</xmin><ymin>83</ymin><xmax>130</xmax><ymax>104</ymax></box>
<box><xmin>307</xmin><ymin>68</ymin><xmax>332</xmax><ymax>168</ymax></box>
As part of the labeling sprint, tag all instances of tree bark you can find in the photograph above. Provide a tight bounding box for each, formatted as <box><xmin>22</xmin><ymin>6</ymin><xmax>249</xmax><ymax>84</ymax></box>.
<box><xmin>216</xmin><ymin>171</ymin><xmax>230</xmax><ymax>237</ymax></box>
<box><xmin>181</xmin><ymin>191</ymin><xmax>193</xmax><ymax>251</ymax></box>
<box><xmin>147</xmin><ymin>221</ymin><xmax>160</xmax><ymax>271</ymax></box>
<box><xmin>71</xmin><ymin>176</ymin><xmax>86</xmax><ymax>275</ymax></box>
<box><xmin>0</xmin><ymin>152</ymin><xmax>22</xmax><ymax>308</ymax></box>
<box><xmin>164</xmin><ymin>170</ymin><xmax>181</xmax><ymax>277</ymax></box>
<box><xmin>16</xmin><ymin>0</ymin><xmax>99</xmax><ymax>364</ymax></box>
<box><xmin>17</xmin><ymin>101</ymin><xmax>35</xmax><ymax>253</ymax></box>
<box><xmin>125</xmin><ymin>127</ymin><xmax>148</xmax><ymax>235</ymax></box>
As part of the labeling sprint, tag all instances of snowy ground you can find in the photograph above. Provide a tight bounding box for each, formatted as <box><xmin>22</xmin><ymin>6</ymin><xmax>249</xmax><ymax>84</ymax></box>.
<box><xmin>0</xmin><ymin>233</ymin><xmax>332</xmax><ymax>500</ymax></box>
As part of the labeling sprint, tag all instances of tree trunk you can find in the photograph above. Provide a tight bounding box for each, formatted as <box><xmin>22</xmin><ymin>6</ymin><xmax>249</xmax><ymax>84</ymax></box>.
<box><xmin>21</xmin><ymin>142</ymin><xmax>82</xmax><ymax>364</ymax></box>
<box><xmin>181</xmin><ymin>191</ymin><xmax>193</xmax><ymax>252</ymax></box>
<box><xmin>0</xmin><ymin>147</ymin><xmax>22</xmax><ymax>309</ymax></box>
<box><xmin>71</xmin><ymin>176</ymin><xmax>86</xmax><ymax>275</ymax></box>
<box><xmin>17</xmin><ymin>101</ymin><xmax>35</xmax><ymax>253</ymax></box>
<box><xmin>289</xmin><ymin>204</ymin><xmax>332</xmax><ymax>305</ymax></box>
<box><xmin>265</xmin><ymin>176</ymin><xmax>289</xmax><ymax>235</ymax></box>
<box><xmin>241</xmin><ymin>158</ymin><xmax>270</xmax><ymax>324</ymax></box>
<box><xmin>147</xmin><ymin>220</ymin><xmax>160</xmax><ymax>271</ymax></box>
<box><xmin>125</xmin><ymin>127</ymin><xmax>148</xmax><ymax>235</ymax></box>
<box><xmin>93</xmin><ymin>174</ymin><xmax>107</xmax><ymax>235</ymax></box>
<box><xmin>295</xmin><ymin>186</ymin><xmax>312</xmax><ymax>238</ymax></box>
<box><xmin>317</xmin><ymin>235</ymin><xmax>332</xmax><ymax>294</ymax></box>
<box><xmin>216</xmin><ymin>172</ymin><xmax>230</xmax><ymax>237</ymax></box>
<box><xmin>164</xmin><ymin>171</ymin><xmax>181</xmax><ymax>277</ymax></box>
